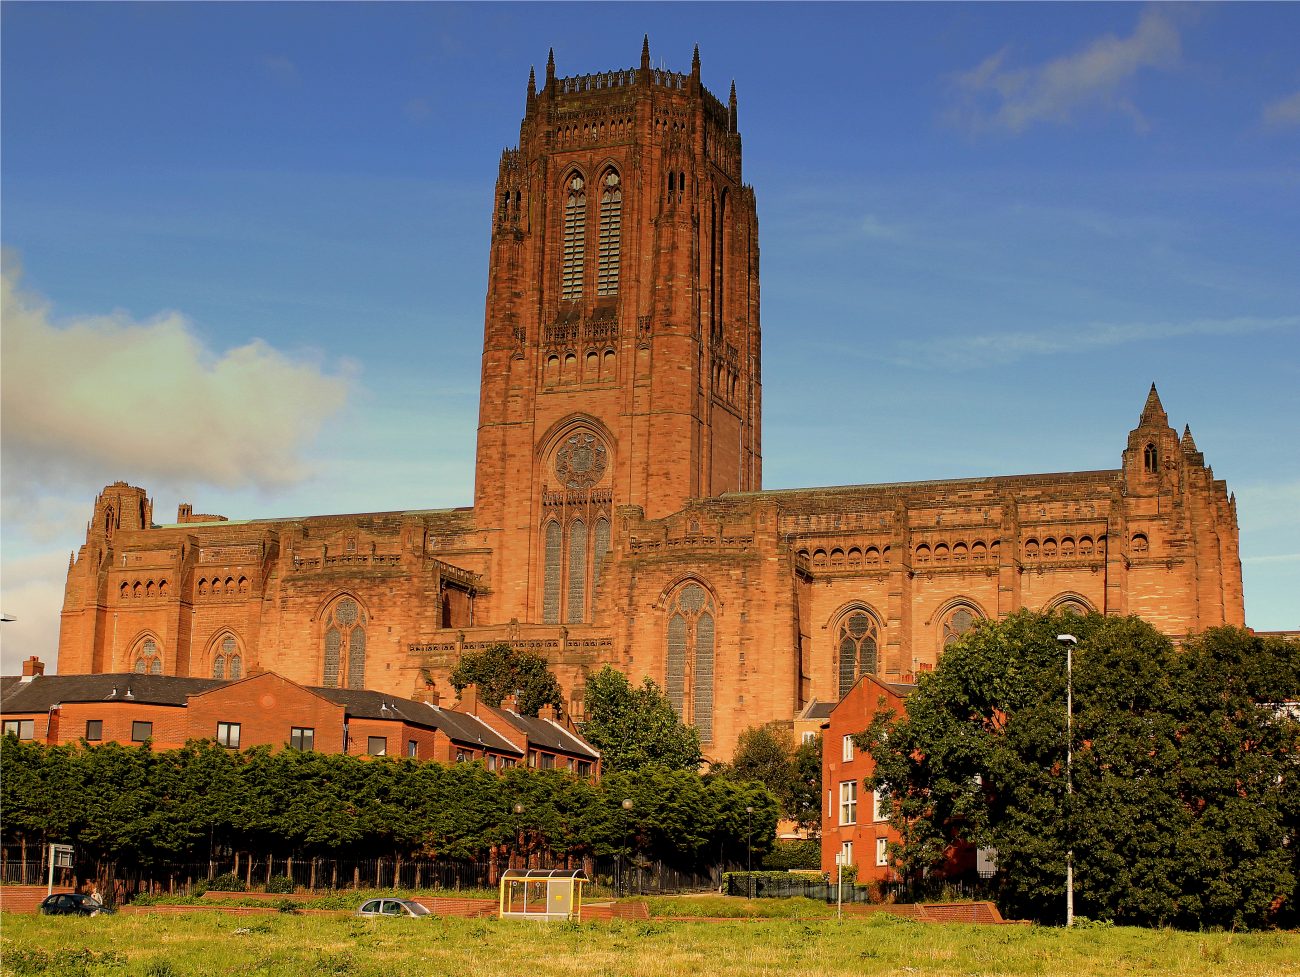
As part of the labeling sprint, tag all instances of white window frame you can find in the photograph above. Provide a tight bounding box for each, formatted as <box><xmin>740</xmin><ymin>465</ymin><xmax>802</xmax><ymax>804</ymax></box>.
<box><xmin>842</xmin><ymin>734</ymin><xmax>855</xmax><ymax>762</ymax></box>
<box><xmin>873</xmin><ymin>787</ymin><xmax>890</xmax><ymax>822</ymax></box>
<box><xmin>876</xmin><ymin>836</ymin><xmax>889</xmax><ymax>867</ymax></box>
<box><xmin>838</xmin><ymin>780</ymin><xmax>858</xmax><ymax>826</ymax></box>
<box><xmin>839</xmin><ymin>841</ymin><xmax>853</xmax><ymax>868</ymax></box>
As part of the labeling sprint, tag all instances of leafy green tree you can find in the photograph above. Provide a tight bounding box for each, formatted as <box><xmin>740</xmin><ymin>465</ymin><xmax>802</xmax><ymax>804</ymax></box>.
<box><xmin>863</xmin><ymin>611</ymin><xmax>1300</xmax><ymax>928</ymax></box>
<box><xmin>449</xmin><ymin>642</ymin><xmax>564</xmax><ymax>716</ymax></box>
<box><xmin>790</xmin><ymin>733</ymin><xmax>823</xmax><ymax>835</ymax></box>
<box><xmin>579</xmin><ymin>666</ymin><xmax>702</xmax><ymax>772</ymax></box>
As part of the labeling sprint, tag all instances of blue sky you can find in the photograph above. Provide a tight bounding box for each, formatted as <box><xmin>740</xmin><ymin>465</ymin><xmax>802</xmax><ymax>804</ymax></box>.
<box><xmin>2</xmin><ymin>2</ymin><xmax>1297</xmax><ymax>669</ymax></box>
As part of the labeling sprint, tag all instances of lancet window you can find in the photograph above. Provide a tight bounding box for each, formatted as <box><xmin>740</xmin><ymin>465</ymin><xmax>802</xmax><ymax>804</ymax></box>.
<box><xmin>665</xmin><ymin>583</ymin><xmax>716</xmax><ymax>743</ymax></box>
<box><xmin>941</xmin><ymin>605</ymin><xmax>981</xmax><ymax>649</ymax></box>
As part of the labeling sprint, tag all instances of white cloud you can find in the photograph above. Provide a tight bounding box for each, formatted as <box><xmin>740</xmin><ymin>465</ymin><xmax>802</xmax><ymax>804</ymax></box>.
<box><xmin>950</xmin><ymin>8</ymin><xmax>1180</xmax><ymax>133</ymax></box>
<box><xmin>0</xmin><ymin>258</ymin><xmax>351</xmax><ymax>497</ymax></box>
<box><xmin>0</xmin><ymin>550</ymin><xmax>70</xmax><ymax>674</ymax></box>
<box><xmin>889</xmin><ymin>315</ymin><xmax>1299</xmax><ymax>371</ymax></box>
<box><xmin>1262</xmin><ymin>90</ymin><xmax>1300</xmax><ymax>129</ymax></box>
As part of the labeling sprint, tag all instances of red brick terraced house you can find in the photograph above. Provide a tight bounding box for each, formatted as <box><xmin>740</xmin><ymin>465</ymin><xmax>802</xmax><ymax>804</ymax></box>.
<box><xmin>0</xmin><ymin>658</ymin><xmax>598</xmax><ymax>778</ymax></box>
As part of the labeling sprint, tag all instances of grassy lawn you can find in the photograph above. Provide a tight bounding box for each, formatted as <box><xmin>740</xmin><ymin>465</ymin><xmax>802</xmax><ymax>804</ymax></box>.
<box><xmin>3</xmin><ymin>908</ymin><xmax>1297</xmax><ymax>977</ymax></box>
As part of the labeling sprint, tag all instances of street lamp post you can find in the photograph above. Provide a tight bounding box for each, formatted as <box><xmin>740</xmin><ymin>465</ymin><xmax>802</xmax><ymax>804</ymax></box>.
<box><xmin>620</xmin><ymin>797</ymin><xmax>633</xmax><ymax>897</ymax></box>
<box><xmin>1057</xmin><ymin>633</ymin><xmax>1077</xmax><ymax>928</ymax></box>
<box><xmin>512</xmin><ymin>802</ymin><xmax>526</xmax><ymax>870</ymax></box>
<box><xmin>745</xmin><ymin>805</ymin><xmax>754</xmax><ymax>898</ymax></box>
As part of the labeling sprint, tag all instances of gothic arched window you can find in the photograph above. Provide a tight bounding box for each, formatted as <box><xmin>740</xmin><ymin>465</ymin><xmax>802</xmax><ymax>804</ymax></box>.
<box><xmin>213</xmin><ymin>635</ymin><xmax>242</xmax><ymax>679</ymax></box>
<box><xmin>593</xmin><ymin>518</ymin><xmax>610</xmax><ymax>594</ymax></box>
<box><xmin>567</xmin><ymin>519</ymin><xmax>588</xmax><ymax>623</ymax></box>
<box><xmin>323</xmin><ymin>597</ymin><xmax>365</xmax><ymax>689</ymax></box>
<box><xmin>1143</xmin><ymin>442</ymin><xmax>1158</xmax><ymax>474</ymax></box>
<box><xmin>561</xmin><ymin>174</ymin><xmax>586</xmax><ymax>301</ymax></box>
<box><xmin>133</xmin><ymin>637</ymin><xmax>162</xmax><ymax>675</ymax></box>
<box><xmin>597</xmin><ymin>170</ymin><xmax>621</xmax><ymax>295</ymax></box>
<box><xmin>1054</xmin><ymin>597</ymin><xmax>1092</xmax><ymax>616</ymax></box>
<box><xmin>542</xmin><ymin>521</ymin><xmax>562</xmax><ymax>624</ymax></box>
<box><xmin>941</xmin><ymin>605</ymin><xmax>981</xmax><ymax>649</ymax></box>
<box><xmin>665</xmin><ymin>583</ymin><xmax>716</xmax><ymax>743</ymax></box>
<box><xmin>837</xmin><ymin>610</ymin><xmax>880</xmax><ymax>698</ymax></box>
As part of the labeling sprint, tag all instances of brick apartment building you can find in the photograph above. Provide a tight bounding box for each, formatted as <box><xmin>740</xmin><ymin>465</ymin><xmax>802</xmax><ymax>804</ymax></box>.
<box><xmin>1</xmin><ymin>656</ymin><xmax>598</xmax><ymax>778</ymax></box>
<box><xmin>52</xmin><ymin>41</ymin><xmax>1245</xmax><ymax>762</ymax></box>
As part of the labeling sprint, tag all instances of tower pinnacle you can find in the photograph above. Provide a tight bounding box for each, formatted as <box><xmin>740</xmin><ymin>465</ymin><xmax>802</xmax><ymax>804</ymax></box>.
<box><xmin>1139</xmin><ymin>383</ymin><xmax>1167</xmax><ymax>426</ymax></box>
<box><xmin>641</xmin><ymin>35</ymin><xmax>651</xmax><ymax>71</ymax></box>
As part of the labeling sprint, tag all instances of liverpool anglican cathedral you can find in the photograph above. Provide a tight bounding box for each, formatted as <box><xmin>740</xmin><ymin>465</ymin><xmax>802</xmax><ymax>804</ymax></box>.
<box><xmin>57</xmin><ymin>44</ymin><xmax>1245</xmax><ymax>759</ymax></box>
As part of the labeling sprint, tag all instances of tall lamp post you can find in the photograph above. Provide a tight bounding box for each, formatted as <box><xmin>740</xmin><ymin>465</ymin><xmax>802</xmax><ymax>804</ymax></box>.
<box><xmin>512</xmin><ymin>802</ymin><xmax>526</xmax><ymax>870</ymax></box>
<box><xmin>620</xmin><ymin>797</ymin><xmax>634</xmax><ymax>897</ymax></box>
<box><xmin>745</xmin><ymin>805</ymin><xmax>754</xmax><ymax>898</ymax></box>
<box><xmin>1057</xmin><ymin>633</ymin><xmax>1077</xmax><ymax>928</ymax></box>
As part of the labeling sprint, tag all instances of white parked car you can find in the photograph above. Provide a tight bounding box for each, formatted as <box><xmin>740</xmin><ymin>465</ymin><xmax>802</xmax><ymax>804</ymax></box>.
<box><xmin>356</xmin><ymin>898</ymin><xmax>431</xmax><ymax>918</ymax></box>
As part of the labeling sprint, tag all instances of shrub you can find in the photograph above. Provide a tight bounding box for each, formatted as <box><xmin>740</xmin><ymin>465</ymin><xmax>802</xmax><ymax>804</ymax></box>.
<box><xmin>208</xmin><ymin>871</ymin><xmax>246</xmax><ymax>892</ymax></box>
<box><xmin>265</xmin><ymin>875</ymin><xmax>296</xmax><ymax>894</ymax></box>
<box><xmin>761</xmin><ymin>839</ymin><xmax>821</xmax><ymax>870</ymax></box>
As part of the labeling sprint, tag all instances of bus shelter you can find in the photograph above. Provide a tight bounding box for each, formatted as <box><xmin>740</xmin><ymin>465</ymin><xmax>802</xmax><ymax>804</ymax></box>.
<box><xmin>498</xmin><ymin>868</ymin><xmax>587</xmax><ymax>921</ymax></box>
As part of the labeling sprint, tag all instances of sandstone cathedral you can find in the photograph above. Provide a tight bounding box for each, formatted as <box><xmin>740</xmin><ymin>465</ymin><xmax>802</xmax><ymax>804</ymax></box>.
<box><xmin>57</xmin><ymin>43</ymin><xmax>1245</xmax><ymax>759</ymax></box>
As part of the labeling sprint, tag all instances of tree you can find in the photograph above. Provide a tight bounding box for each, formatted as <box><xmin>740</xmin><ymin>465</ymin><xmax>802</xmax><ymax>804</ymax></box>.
<box><xmin>864</xmin><ymin>611</ymin><xmax>1300</xmax><ymax>928</ymax></box>
<box><xmin>579</xmin><ymin>666</ymin><xmax>702</xmax><ymax>772</ymax></box>
<box><xmin>790</xmin><ymin>733</ymin><xmax>823</xmax><ymax>836</ymax></box>
<box><xmin>448</xmin><ymin>643</ymin><xmax>564</xmax><ymax>717</ymax></box>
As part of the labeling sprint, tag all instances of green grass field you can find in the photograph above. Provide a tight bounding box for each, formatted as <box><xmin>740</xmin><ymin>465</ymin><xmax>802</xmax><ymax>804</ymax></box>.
<box><xmin>3</xmin><ymin>906</ymin><xmax>1298</xmax><ymax>977</ymax></box>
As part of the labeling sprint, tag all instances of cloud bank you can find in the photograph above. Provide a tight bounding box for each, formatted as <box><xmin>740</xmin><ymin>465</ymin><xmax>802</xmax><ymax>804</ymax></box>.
<box><xmin>950</xmin><ymin>8</ymin><xmax>1181</xmax><ymax>133</ymax></box>
<box><xmin>1</xmin><ymin>259</ymin><xmax>351</xmax><ymax>496</ymax></box>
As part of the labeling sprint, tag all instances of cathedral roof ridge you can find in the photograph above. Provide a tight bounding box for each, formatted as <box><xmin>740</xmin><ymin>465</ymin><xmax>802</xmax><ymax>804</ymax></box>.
<box><xmin>722</xmin><ymin>469</ymin><xmax>1122</xmax><ymax>499</ymax></box>
<box><xmin>151</xmin><ymin>504</ymin><xmax>471</xmax><ymax>531</ymax></box>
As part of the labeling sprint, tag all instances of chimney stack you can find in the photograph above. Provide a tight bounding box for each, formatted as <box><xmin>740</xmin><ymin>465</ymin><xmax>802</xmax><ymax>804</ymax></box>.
<box><xmin>21</xmin><ymin>656</ymin><xmax>45</xmax><ymax>680</ymax></box>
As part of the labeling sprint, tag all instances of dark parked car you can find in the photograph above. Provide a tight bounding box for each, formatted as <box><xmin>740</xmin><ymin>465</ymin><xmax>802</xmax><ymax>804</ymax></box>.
<box><xmin>39</xmin><ymin>893</ymin><xmax>112</xmax><ymax>916</ymax></box>
<box><xmin>356</xmin><ymin>898</ymin><xmax>430</xmax><ymax>919</ymax></box>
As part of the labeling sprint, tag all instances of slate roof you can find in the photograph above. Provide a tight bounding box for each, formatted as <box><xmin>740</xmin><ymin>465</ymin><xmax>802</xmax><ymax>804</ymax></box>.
<box><xmin>490</xmin><ymin>706</ymin><xmax>600</xmax><ymax>759</ymax></box>
<box><xmin>312</xmin><ymin>687</ymin><xmax>520</xmax><ymax>754</ymax></box>
<box><xmin>0</xmin><ymin>673</ymin><xmax>224</xmax><ymax>712</ymax></box>
<box><xmin>797</xmin><ymin>700</ymin><xmax>835</xmax><ymax>721</ymax></box>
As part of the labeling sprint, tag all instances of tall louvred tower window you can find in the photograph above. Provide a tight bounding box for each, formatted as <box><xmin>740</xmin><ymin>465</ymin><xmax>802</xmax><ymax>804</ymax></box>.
<box><xmin>596</xmin><ymin>170</ymin><xmax>621</xmax><ymax>295</ymax></box>
<box><xmin>561</xmin><ymin>175</ymin><xmax>586</xmax><ymax>300</ymax></box>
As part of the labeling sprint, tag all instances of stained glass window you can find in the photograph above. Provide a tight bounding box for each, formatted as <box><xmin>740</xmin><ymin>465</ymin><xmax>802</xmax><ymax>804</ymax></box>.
<box><xmin>543</xmin><ymin>521</ymin><xmax>562</xmax><ymax>624</ymax></box>
<box><xmin>593</xmin><ymin>518</ymin><xmax>610</xmax><ymax>594</ymax></box>
<box><xmin>664</xmin><ymin>584</ymin><xmax>716</xmax><ymax>743</ymax></box>
<box><xmin>942</xmin><ymin>606</ymin><xmax>979</xmax><ymax>648</ymax></box>
<box><xmin>323</xmin><ymin>597</ymin><xmax>365</xmax><ymax>688</ymax></box>
<box><xmin>567</xmin><ymin>520</ymin><xmax>588</xmax><ymax>623</ymax></box>
<box><xmin>837</xmin><ymin>611</ymin><xmax>879</xmax><ymax>698</ymax></box>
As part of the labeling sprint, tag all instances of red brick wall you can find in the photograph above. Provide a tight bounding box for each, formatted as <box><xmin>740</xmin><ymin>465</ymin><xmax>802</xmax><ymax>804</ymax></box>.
<box><xmin>185</xmin><ymin>673</ymin><xmax>346</xmax><ymax>752</ymax></box>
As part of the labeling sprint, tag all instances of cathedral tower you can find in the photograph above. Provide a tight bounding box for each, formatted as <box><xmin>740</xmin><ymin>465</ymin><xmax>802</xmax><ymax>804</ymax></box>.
<box><xmin>473</xmin><ymin>41</ymin><xmax>762</xmax><ymax>625</ymax></box>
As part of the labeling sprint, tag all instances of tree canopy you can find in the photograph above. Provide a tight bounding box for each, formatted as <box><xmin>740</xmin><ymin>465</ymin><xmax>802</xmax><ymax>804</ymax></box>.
<box><xmin>863</xmin><ymin>612</ymin><xmax>1299</xmax><ymax>928</ymax></box>
<box><xmin>448</xmin><ymin>642</ymin><xmax>564</xmax><ymax>717</ymax></box>
<box><xmin>579</xmin><ymin>666</ymin><xmax>703</xmax><ymax>772</ymax></box>
<box><xmin>723</xmin><ymin>723</ymin><xmax>822</xmax><ymax>834</ymax></box>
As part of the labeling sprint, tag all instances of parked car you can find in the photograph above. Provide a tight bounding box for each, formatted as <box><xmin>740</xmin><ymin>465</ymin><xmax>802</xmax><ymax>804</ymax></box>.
<box><xmin>39</xmin><ymin>893</ymin><xmax>112</xmax><ymax>917</ymax></box>
<box><xmin>356</xmin><ymin>898</ymin><xmax>430</xmax><ymax>919</ymax></box>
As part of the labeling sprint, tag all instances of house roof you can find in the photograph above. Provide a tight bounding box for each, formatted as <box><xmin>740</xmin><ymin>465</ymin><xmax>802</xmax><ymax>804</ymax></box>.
<box><xmin>796</xmin><ymin>700</ymin><xmax>835</xmax><ymax>721</ymax></box>
<box><xmin>0</xmin><ymin>673</ymin><xmax>225</xmax><ymax>712</ymax></box>
<box><xmin>312</xmin><ymin>687</ymin><xmax>521</xmax><ymax>754</ymax></box>
<box><xmin>490</xmin><ymin>706</ymin><xmax>600</xmax><ymax>759</ymax></box>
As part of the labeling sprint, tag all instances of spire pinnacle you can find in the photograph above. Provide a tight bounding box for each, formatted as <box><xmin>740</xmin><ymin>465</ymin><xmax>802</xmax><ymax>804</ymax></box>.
<box><xmin>641</xmin><ymin>35</ymin><xmax>651</xmax><ymax>71</ymax></box>
<box><xmin>546</xmin><ymin>47</ymin><xmax>555</xmax><ymax>85</ymax></box>
<box><xmin>1181</xmin><ymin>424</ymin><xmax>1198</xmax><ymax>453</ymax></box>
<box><xmin>728</xmin><ymin>79</ymin><xmax>737</xmax><ymax>132</ymax></box>
<box><xmin>1139</xmin><ymin>383</ymin><xmax>1167</xmax><ymax>426</ymax></box>
<box><xmin>692</xmin><ymin>43</ymin><xmax>701</xmax><ymax>77</ymax></box>
<box><xmin>527</xmin><ymin>65</ymin><xmax>536</xmax><ymax>100</ymax></box>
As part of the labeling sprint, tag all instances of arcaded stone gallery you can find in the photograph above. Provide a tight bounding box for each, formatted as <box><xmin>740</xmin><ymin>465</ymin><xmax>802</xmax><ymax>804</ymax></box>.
<box><xmin>57</xmin><ymin>44</ymin><xmax>1244</xmax><ymax>760</ymax></box>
